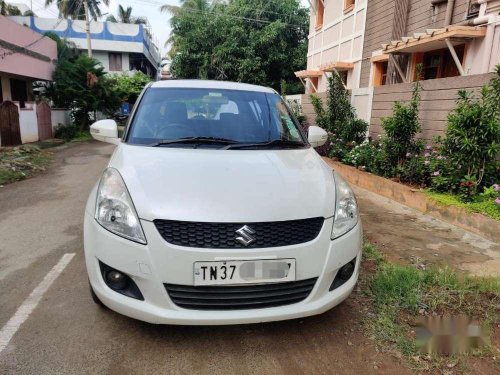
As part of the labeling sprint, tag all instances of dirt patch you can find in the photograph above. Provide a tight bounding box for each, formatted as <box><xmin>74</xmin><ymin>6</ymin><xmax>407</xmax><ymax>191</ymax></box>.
<box><xmin>0</xmin><ymin>145</ymin><xmax>51</xmax><ymax>186</ymax></box>
<box><xmin>360</xmin><ymin>242</ymin><xmax>500</xmax><ymax>374</ymax></box>
<box><xmin>355</xmin><ymin>186</ymin><xmax>500</xmax><ymax>277</ymax></box>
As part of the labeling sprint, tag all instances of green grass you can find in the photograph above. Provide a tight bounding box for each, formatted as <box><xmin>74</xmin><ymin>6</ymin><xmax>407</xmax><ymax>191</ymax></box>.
<box><xmin>363</xmin><ymin>241</ymin><xmax>386</xmax><ymax>265</ymax></box>
<box><xmin>361</xmin><ymin>242</ymin><xmax>500</xmax><ymax>366</ymax></box>
<box><xmin>71</xmin><ymin>131</ymin><xmax>93</xmax><ymax>142</ymax></box>
<box><xmin>0</xmin><ymin>147</ymin><xmax>52</xmax><ymax>185</ymax></box>
<box><xmin>0</xmin><ymin>169</ymin><xmax>25</xmax><ymax>185</ymax></box>
<box><xmin>425</xmin><ymin>190</ymin><xmax>500</xmax><ymax>220</ymax></box>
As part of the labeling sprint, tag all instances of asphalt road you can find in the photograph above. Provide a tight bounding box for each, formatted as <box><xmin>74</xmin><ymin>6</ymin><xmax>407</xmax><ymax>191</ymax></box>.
<box><xmin>0</xmin><ymin>141</ymin><xmax>412</xmax><ymax>375</ymax></box>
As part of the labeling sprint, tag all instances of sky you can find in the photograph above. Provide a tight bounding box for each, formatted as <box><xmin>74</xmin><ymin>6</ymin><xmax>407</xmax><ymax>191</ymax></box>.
<box><xmin>13</xmin><ymin>0</ymin><xmax>311</xmax><ymax>56</ymax></box>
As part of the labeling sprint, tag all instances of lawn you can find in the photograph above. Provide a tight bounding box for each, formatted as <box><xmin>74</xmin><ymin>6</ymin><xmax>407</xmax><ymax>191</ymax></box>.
<box><xmin>361</xmin><ymin>242</ymin><xmax>500</xmax><ymax>372</ymax></box>
<box><xmin>425</xmin><ymin>191</ymin><xmax>500</xmax><ymax>221</ymax></box>
<box><xmin>0</xmin><ymin>146</ymin><xmax>52</xmax><ymax>185</ymax></box>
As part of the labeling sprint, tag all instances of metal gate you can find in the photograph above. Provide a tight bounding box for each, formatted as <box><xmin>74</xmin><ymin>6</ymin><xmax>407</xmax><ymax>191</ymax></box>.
<box><xmin>36</xmin><ymin>102</ymin><xmax>53</xmax><ymax>141</ymax></box>
<box><xmin>0</xmin><ymin>101</ymin><xmax>22</xmax><ymax>147</ymax></box>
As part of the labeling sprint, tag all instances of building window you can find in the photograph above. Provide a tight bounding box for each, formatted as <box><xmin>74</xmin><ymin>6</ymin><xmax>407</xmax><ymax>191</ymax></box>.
<box><xmin>373</xmin><ymin>61</ymin><xmax>388</xmax><ymax>87</ymax></box>
<box><xmin>10</xmin><ymin>79</ymin><xmax>28</xmax><ymax>107</ymax></box>
<box><xmin>344</xmin><ymin>0</ymin><xmax>356</xmax><ymax>13</ymax></box>
<box><xmin>109</xmin><ymin>52</ymin><xmax>123</xmax><ymax>71</ymax></box>
<box><xmin>413</xmin><ymin>44</ymin><xmax>466</xmax><ymax>81</ymax></box>
<box><xmin>315</xmin><ymin>0</ymin><xmax>324</xmax><ymax>29</ymax></box>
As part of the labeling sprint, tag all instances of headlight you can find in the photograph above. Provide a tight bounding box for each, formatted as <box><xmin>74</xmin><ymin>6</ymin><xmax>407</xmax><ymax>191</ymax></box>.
<box><xmin>331</xmin><ymin>172</ymin><xmax>358</xmax><ymax>239</ymax></box>
<box><xmin>95</xmin><ymin>168</ymin><xmax>146</xmax><ymax>244</ymax></box>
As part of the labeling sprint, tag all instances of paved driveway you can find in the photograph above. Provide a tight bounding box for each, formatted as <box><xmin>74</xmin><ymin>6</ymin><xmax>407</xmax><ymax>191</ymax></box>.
<box><xmin>0</xmin><ymin>142</ymin><xmax>407</xmax><ymax>374</ymax></box>
<box><xmin>0</xmin><ymin>141</ymin><xmax>496</xmax><ymax>374</ymax></box>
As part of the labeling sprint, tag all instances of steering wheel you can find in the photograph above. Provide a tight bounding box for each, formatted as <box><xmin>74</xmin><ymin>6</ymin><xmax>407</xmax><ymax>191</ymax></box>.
<box><xmin>156</xmin><ymin>123</ymin><xmax>196</xmax><ymax>139</ymax></box>
<box><xmin>191</xmin><ymin>114</ymin><xmax>206</xmax><ymax>120</ymax></box>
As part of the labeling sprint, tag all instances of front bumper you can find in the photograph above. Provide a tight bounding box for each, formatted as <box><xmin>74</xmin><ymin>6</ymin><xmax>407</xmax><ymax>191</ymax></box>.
<box><xmin>84</xmin><ymin>214</ymin><xmax>362</xmax><ymax>325</ymax></box>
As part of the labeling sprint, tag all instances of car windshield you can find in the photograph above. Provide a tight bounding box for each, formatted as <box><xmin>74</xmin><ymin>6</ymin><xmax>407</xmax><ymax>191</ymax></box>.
<box><xmin>126</xmin><ymin>87</ymin><xmax>306</xmax><ymax>147</ymax></box>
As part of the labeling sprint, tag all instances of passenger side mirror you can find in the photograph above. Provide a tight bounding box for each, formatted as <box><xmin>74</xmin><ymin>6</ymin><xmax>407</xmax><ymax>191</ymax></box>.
<box><xmin>90</xmin><ymin>119</ymin><xmax>121</xmax><ymax>145</ymax></box>
<box><xmin>307</xmin><ymin>126</ymin><xmax>328</xmax><ymax>148</ymax></box>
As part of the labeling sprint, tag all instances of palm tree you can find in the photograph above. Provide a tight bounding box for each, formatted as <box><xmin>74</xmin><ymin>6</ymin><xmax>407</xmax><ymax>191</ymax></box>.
<box><xmin>45</xmin><ymin>0</ymin><xmax>109</xmax><ymax>20</ymax></box>
<box><xmin>106</xmin><ymin>5</ymin><xmax>146</xmax><ymax>24</ymax></box>
<box><xmin>1</xmin><ymin>1</ymin><xmax>21</xmax><ymax>15</ymax></box>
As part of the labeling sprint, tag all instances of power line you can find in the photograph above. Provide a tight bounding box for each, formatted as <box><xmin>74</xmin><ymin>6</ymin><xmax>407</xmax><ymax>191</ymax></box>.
<box><xmin>130</xmin><ymin>0</ymin><xmax>306</xmax><ymax>19</ymax></box>
<box><xmin>127</xmin><ymin>0</ymin><xmax>307</xmax><ymax>29</ymax></box>
<box><xmin>0</xmin><ymin>1</ymin><xmax>82</xmax><ymax>60</ymax></box>
<box><xmin>32</xmin><ymin>0</ymin><xmax>59</xmax><ymax>17</ymax></box>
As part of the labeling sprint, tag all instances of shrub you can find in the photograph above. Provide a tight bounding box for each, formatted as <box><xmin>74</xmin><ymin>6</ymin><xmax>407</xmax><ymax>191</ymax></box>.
<box><xmin>443</xmin><ymin>86</ymin><xmax>500</xmax><ymax>189</ymax></box>
<box><xmin>311</xmin><ymin>71</ymin><xmax>368</xmax><ymax>159</ymax></box>
<box><xmin>324</xmin><ymin>72</ymin><xmax>355</xmax><ymax>134</ymax></box>
<box><xmin>310</xmin><ymin>94</ymin><xmax>329</xmax><ymax>130</ymax></box>
<box><xmin>398</xmin><ymin>154</ymin><xmax>428</xmax><ymax>186</ymax></box>
<box><xmin>42</xmin><ymin>55</ymin><xmax>120</xmax><ymax>129</ymax></box>
<box><xmin>340</xmin><ymin>118</ymin><xmax>368</xmax><ymax>146</ymax></box>
<box><xmin>380</xmin><ymin>66</ymin><xmax>423</xmax><ymax>174</ymax></box>
<box><xmin>310</xmin><ymin>71</ymin><xmax>356</xmax><ymax>134</ymax></box>
<box><xmin>343</xmin><ymin>140</ymin><xmax>381</xmax><ymax>172</ymax></box>
<box><xmin>54</xmin><ymin>123</ymin><xmax>79</xmax><ymax>141</ymax></box>
<box><xmin>458</xmin><ymin>175</ymin><xmax>478</xmax><ymax>203</ymax></box>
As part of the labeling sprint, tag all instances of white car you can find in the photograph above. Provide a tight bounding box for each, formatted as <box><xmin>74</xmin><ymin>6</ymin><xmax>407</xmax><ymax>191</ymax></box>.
<box><xmin>85</xmin><ymin>80</ymin><xmax>362</xmax><ymax>325</ymax></box>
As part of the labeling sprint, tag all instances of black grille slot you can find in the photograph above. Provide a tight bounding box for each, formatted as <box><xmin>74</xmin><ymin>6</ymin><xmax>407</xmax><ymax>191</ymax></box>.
<box><xmin>165</xmin><ymin>278</ymin><xmax>317</xmax><ymax>310</ymax></box>
<box><xmin>154</xmin><ymin>217</ymin><xmax>324</xmax><ymax>248</ymax></box>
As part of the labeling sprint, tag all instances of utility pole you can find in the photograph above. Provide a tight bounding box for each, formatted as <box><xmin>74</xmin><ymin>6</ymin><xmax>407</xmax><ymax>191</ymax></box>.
<box><xmin>83</xmin><ymin>0</ymin><xmax>92</xmax><ymax>57</ymax></box>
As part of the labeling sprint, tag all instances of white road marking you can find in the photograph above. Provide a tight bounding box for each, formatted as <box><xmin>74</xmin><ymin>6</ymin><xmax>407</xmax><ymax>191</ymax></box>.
<box><xmin>0</xmin><ymin>253</ymin><xmax>75</xmax><ymax>353</ymax></box>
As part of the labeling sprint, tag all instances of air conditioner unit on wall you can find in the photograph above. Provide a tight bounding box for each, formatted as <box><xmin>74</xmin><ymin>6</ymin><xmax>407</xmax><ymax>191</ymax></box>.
<box><xmin>466</xmin><ymin>0</ymin><xmax>480</xmax><ymax>19</ymax></box>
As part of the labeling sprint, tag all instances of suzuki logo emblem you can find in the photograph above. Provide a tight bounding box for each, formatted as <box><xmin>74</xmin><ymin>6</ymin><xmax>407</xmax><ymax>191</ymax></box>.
<box><xmin>235</xmin><ymin>225</ymin><xmax>256</xmax><ymax>246</ymax></box>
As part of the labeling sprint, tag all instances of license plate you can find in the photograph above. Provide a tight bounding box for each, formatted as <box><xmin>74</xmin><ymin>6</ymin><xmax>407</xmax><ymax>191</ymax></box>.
<box><xmin>193</xmin><ymin>259</ymin><xmax>296</xmax><ymax>286</ymax></box>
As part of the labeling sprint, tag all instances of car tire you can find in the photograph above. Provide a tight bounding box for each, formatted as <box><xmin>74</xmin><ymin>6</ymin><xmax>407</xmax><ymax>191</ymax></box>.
<box><xmin>89</xmin><ymin>280</ymin><xmax>105</xmax><ymax>307</ymax></box>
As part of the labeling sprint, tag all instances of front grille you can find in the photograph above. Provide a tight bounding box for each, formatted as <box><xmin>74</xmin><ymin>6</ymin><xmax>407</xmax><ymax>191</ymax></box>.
<box><xmin>165</xmin><ymin>278</ymin><xmax>317</xmax><ymax>310</ymax></box>
<box><xmin>154</xmin><ymin>217</ymin><xmax>324</xmax><ymax>248</ymax></box>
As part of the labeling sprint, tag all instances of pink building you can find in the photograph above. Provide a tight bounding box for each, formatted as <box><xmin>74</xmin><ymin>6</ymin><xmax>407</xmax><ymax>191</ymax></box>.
<box><xmin>0</xmin><ymin>15</ymin><xmax>58</xmax><ymax>146</ymax></box>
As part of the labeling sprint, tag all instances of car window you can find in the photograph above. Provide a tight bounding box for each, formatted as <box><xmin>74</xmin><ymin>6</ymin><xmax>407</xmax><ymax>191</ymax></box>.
<box><xmin>127</xmin><ymin>88</ymin><xmax>305</xmax><ymax>146</ymax></box>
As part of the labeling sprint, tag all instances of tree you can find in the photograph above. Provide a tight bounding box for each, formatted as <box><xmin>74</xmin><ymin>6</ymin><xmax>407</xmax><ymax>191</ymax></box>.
<box><xmin>1</xmin><ymin>2</ymin><xmax>21</xmax><ymax>15</ymax></box>
<box><xmin>107</xmin><ymin>72</ymin><xmax>152</xmax><ymax>104</ymax></box>
<box><xmin>106</xmin><ymin>5</ymin><xmax>146</xmax><ymax>24</ymax></box>
<box><xmin>42</xmin><ymin>55</ymin><xmax>120</xmax><ymax>129</ymax></box>
<box><xmin>45</xmin><ymin>0</ymin><xmax>109</xmax><ymax>20</ymax></box>
<box><xmin>161</xmin><ymin>0</ymin><xmax>308</xmax><ymax>94</ymax></box>
<box><xmin>43</xmin><ymin>31</ymin><xmax>79</xmax><ymax>62</ymax></box>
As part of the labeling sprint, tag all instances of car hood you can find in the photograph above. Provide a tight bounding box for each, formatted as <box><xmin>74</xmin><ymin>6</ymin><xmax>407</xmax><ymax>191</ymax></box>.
<box><xmin>109</xmin><ymin>144</ymin><xmax>336</xmax><ymax>222</ymax></box>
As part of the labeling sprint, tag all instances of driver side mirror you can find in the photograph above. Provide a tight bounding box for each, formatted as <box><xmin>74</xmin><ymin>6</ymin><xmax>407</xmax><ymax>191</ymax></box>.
<box><xmin>308</xmin><ymin>125</ymin><xmax>328</xmax><ymax>148</ymax></box>
<box><xmin>90</xmin><ymin>119</ymin><xmax>121</xmax><ymax>145</ymax></box>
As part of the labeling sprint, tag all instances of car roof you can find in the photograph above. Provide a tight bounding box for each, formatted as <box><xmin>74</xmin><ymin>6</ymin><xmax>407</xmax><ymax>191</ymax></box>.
<box><xmin>150</xmin><ymin>80</ymin><xmax>276</xmax><ymax>94</ymax></box>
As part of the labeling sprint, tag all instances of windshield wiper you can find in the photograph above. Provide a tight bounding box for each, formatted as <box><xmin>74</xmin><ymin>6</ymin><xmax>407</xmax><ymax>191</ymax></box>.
<box><xmin>223</xmin><ymin>139</ymin><xmax>306</xmax><ymax>150</ymax></box>
<box><xmin>151</xmin><ymin>137</ymin><xmax>239</xmax><ymax>147</ymax></box>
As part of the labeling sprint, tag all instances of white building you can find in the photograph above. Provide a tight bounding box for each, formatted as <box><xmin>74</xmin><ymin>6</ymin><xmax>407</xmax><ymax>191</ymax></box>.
<box><xmin>9</xmin><ymin>16</ymin><xmax>161</xmax><ymax>78</ymax></box>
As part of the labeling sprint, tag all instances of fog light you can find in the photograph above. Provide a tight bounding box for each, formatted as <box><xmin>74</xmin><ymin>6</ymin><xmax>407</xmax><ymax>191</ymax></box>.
<box><xmin>329</xmin><ymin>257</ymin><xmax>357</xmax><ymax>291</ymax></box>
<box><xmin>106</xmin><ymin>270</ymin><xmax>128</xmax><ymax>290</ymax></box>
<box><xmin>98</xmin><ymin>261</ymin><xmax>144</xmax><ymax>300</ymax></box>
<box><xmin>338</xmin><ymin>262</ymin><xmax>355</xmax><ymax>281</ymax></box>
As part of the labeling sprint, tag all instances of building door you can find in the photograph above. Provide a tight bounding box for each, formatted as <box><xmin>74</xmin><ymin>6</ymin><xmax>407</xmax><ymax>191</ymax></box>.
<box><xmin>36</xmin><ymin>102</ymin><xmax>53</xmax><ymax>141</ymax></box>
<box><xmin>0</xmin><ymin>101</ymin><xmax>21</xmax><ymax>146</ymax></box>
<box><xmin>0</xmin><ymin>101</ymin><xmax>22</xmax><ymax>146</ymax></box>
